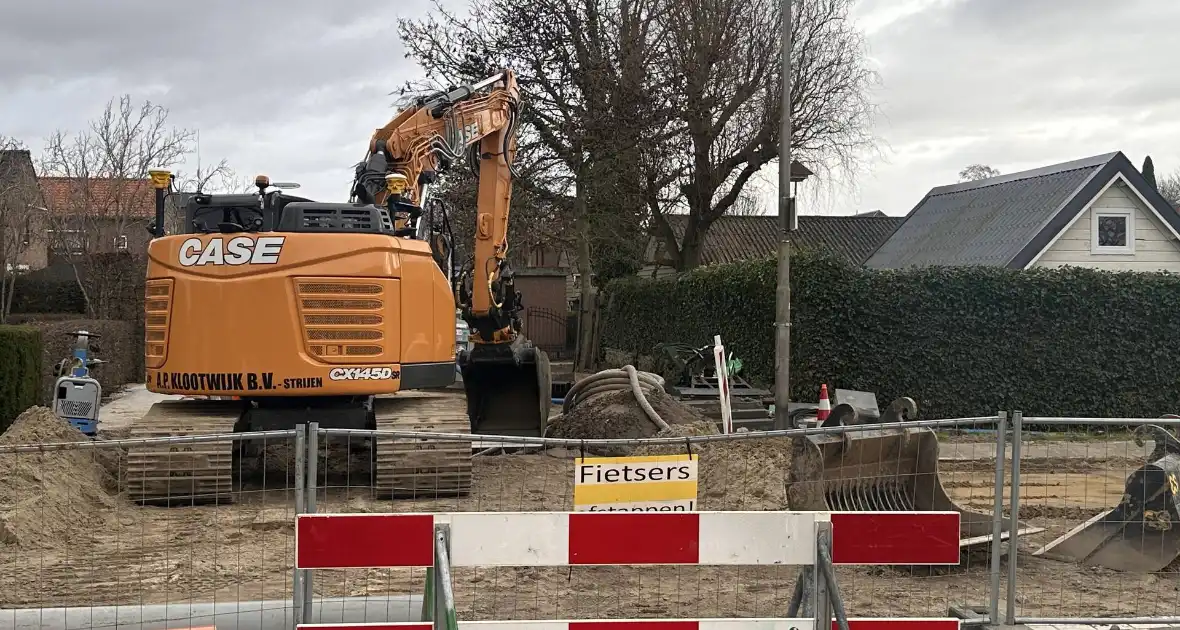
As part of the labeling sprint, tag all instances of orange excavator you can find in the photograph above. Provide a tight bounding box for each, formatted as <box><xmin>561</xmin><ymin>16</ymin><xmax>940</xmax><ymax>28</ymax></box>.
<box><xmin>125</xmin><ymin>70</ymin><xmax>551</xmax><ymax>503</ymax></box>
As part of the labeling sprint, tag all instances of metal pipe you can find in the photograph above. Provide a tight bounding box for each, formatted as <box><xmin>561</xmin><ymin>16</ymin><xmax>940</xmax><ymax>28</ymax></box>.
<box><xmin>316</xmin><ymin>416</ymin><xmax>1002</xmax><ymax>447</ymax></box>
<box><xmin>434</xmin><ymin>524</ymin><xmax>458</xmax><ymax>630</ymax></box>
<box><xmin>293</xmin><ymin>424</ymin><xmax>307</xmax><ymax>625</ymax></box>
<box><xmin>1016</xmin><ymin>417</ymin><xmax>1180</xmax><ymax>426</ymax></box>
<box><xmin>0</xmin><ymin>429</ymin><xmax>299</xmax><ymax>453</ymax></box>
<box><xmin>1005</xmin><ymin>410</ymin><xmax>1024</xmax><ymax>625</ymax></box>
<box><xmin>812</xmin><ymin>524</ymin><xmax>830</xmax><ymax>630</ymax></box>
<box><xmin>786</xmin><ymin>570</ymin><xmax>805</xmax><ymax>617</ymax></box>
<box><xmin>1018</xmin><ymin>618</ymin><xmax>1180</xmax><ymax>625</ymax></box>
<box><xmin>772</xmin><ymin>0</ymin><xmax>793</xmax><ymax>431</ymax></box>
<box><xmin>988</xmin><ymin>411</ymin><xmax>1008</xmax><ymax>624</ymax></box>
<box><xmin>816</xmin><ymin>527</ymin><xmax>850</xmax><ymax>630</ymax></box>
<box><xmin>0</xmin><ymin>596</ymin><xmax>424</xmax><ymax>630</ymax></box>
<box><xmin>470</xmin><ymin>72</ymin><xmax>507</xmax><ymax>92</ymax></box>
<box><xmin>303</xmin><ymin>422</ymin><xmax>320</xmax><ymax>624</ymax></box>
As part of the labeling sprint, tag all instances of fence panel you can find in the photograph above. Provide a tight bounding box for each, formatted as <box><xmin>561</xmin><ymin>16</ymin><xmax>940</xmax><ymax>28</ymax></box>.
<box><xmin>789</xmin><ymin>415</ymin><xmax>1005</xmax><ymax>622</ymax></box>
<box><xmin>305</xmin><ymin>413</ymin><xmax>1005</xmax><ymax>625</ymax></box>
<box><xmin>0</xmin><ymin>414</ymin><xmax>301</xmax><ymax>628</ymax></box>
<box><xmin>524</xmin><ymin>307</ymin><xmax>572</xmax><ymax>359</ymax></box>
<box><xmin>1007</xmin><ymin>413</ymin><xmax>1180</xmax><ymax>624</ymax></box>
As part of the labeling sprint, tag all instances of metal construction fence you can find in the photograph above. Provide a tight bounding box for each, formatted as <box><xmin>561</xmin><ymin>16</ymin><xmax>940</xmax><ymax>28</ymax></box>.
<box><xmin>0</xmin><ymin>411</ymin><xmax>1177</xmax><ymax>627</ymax></box>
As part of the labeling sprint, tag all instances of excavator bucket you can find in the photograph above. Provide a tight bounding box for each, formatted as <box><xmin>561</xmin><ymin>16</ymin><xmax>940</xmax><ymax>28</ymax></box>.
<box><xmin>460</xmin><ymin>337</ymin><xmax>552</xmax><ymax>437</ymax></box>
<box><xmin>787</xmin><ymin>391</ymin><xmax>1037</xmax><ymax>552</ymax></box>
<box><xmin>1032</xmin><ymin>424</ymin><xmax>1180</xmax><ymax>572</ymax></box>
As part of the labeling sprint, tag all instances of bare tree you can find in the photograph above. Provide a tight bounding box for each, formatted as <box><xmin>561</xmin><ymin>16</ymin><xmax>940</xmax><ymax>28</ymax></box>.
<box><xmin>958</xmin><ymin>164</ymin><xmax>1000</xmax><ymax>182</ymax></box>
<box><xmin>1158</xmin><ymin>168</ymin><xmax>1180</xmax><ymax>210</ymax></box>
<box><xmin>0</xmin><ymin>136</ymin><xmax>43</xmax><ymax>323</ymax></box>
<box><xmin>399</xmin><ymin>0</ymin><xmax>667</xmax><ymax>368</ymax></box>
<box><xmin>40</xmin><ymin>95</ymin><xmax>196</xmax><ymax>318</ymax></box>
<box><xmin>647</xmin><ymin>0</ymin><xmax>877</xmax><ymax>270</ymax></box>
<box><xmin>728</xmin><ymin>191</ymin><xmax>769</xmax><ymax>216</ymax></box>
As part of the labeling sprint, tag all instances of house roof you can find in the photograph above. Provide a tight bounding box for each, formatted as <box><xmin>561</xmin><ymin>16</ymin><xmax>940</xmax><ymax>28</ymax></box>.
<box><xmin>646</xmin><ymin>214</ymin><xmax>907</xmax><ymax>267</ymax></box>
<box><xmin>0</xmin><ymin>150</ymin><xmax>43</xmax><ymax>206</ymax></box>
<box><xmin>38</xmin><ymin>176</ymin><xmax>156</xmax><ymax>218</ymax></box>
<box><xmin>864</xmin><ymin>151</ymin><xmax>1180</xmax><ymax>269</ymax></box>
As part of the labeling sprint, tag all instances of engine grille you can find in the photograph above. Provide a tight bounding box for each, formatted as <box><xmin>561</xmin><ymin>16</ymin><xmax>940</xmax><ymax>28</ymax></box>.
<box><xmin>295</xmin><ymin>279</ymin><xmax>387</xmax><ymax>359</ymax></box>
<box><xmin>143</xmin><ymin>279</ymin><xmax>173</xmax><ymax>368</ymax></box>
<box><xmin>57</xmin><ymin>400</ymin><xmax>94</xmax><ymax>418</ymax></box>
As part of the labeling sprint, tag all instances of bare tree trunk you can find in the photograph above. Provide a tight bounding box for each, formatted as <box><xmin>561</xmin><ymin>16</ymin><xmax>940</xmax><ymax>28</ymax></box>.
<box><xmin>588</xmin><ymin>291</ymin><xmax>613</xmax><ymax>371</ymax></box>
<box><xmin>69</xmin><ymin>258</ymin><xmax>94</xmax><ymax>318</ymax></box>
<box><xmin>0</xmin><ymin>237</ymin><xmax>7</xmax><ymax>324</ymax></box>
<box><xmin>575</xmin><ymin>207</ymin><xmax>596</xmax><ymax>372</ymax></box>
<box><xmin>0</xmin><ymin>274</ymin><xmax>9</xmax><ymax>325</ymax></box>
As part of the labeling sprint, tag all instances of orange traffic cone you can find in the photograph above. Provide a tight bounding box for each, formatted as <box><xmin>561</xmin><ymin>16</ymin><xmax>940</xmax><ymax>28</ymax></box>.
<box><xmin>816</xmin><ymin>384</ymin><xmax>831</xmax><ymax>423</ymax></box>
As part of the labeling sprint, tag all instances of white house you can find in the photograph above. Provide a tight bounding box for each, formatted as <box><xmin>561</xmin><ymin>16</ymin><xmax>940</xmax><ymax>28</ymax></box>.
<box><xmin>864</xmin><ymin>151</ymin><xmax>1180</xmax><ymax>271</ymax></box>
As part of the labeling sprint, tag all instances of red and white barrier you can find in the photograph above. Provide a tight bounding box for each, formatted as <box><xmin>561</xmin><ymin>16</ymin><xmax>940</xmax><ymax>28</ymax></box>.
<box><xmin>295</xmin><ymin>511</ymin><xmax>962</xmax><ymax>630</ymax></box>
<box><xmin>296</xmin><ymin>511</ymin><xmax>961</xmax><ymax>570</ymax></box>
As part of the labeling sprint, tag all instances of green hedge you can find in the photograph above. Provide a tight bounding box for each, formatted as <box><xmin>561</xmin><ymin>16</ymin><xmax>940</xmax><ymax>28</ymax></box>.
<box><xmin>10</xmin><ymin>276</ymin><xmax>86</xmax><ymax>314</ymax></box>
<box><xmin>0</xmin><ymin>325</ymin><xmax>44</xmax><ymax>432</ymax></box>
<box><xmin>601</xmin><ymin>250</ymin><xmax>1180</xmax><ymax>419</ymax></box>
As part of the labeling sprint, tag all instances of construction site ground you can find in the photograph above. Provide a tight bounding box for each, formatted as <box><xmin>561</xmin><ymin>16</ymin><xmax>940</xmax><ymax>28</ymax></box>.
<box><xmin>1</xmin><ymin>390</ymin><xmax>1176</xmax><ymax>620</ymax></box>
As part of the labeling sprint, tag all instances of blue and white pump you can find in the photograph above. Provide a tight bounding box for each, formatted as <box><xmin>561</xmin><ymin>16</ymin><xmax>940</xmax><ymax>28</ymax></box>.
<box><xmin>51</xmin><ymin>330</ymin><xmax>105</xmax><ymax>436</ymax></box>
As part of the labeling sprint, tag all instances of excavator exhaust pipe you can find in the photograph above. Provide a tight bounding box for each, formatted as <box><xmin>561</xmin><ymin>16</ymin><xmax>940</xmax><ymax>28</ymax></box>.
<box><xmin>787</xmin><ymin>390</ymin><xmax>1038</xmax><ymax>553</ymax></box>
<box><xmin>1032</xmin><ymin>424</ymin><xmax>1180</xmax><ymax>572</ymax></box>
<box><xmin>460</xmin><ymin>337</ymin><xmax>552</xmax><ymax>437</ymax></box>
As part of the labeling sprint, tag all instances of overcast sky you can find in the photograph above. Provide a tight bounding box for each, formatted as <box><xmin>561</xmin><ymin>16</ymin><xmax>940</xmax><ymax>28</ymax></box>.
<box><xmin>2</xmin><ymin>0</ymin><xmax>1177</xmax><ymax>217</ymax></box>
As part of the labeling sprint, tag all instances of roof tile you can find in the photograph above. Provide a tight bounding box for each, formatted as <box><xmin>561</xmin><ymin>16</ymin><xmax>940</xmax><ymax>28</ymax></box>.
<box><xmin>38</xmin><ymin>176</ymin><xmax>156</xmax><ymax>218</ymax></box>
<box><xmin>647</xmin><ymin>214</ymin><xmax>905</xmax><ymax>267</ymax></box>
<box><xmin>862</xmin><ymin>153</ymin><xmax>1131</xmax><ymax>269</ymax></box>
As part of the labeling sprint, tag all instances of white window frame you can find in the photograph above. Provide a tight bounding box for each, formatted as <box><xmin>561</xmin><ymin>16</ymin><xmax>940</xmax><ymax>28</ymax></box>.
<box><xmin>46</xmin><ymin>228</ymin><xmax>88</xmax><ymax>256</ymax></box>
<box><xmin>115</xmin><ymin>234</ymin><xmax>128</xmax><ymax>251</ymax></box>
<box><xmin>1091</xmin><ymin>209</ymin><xmax>1135</xmax><ymax>255</ymax></box>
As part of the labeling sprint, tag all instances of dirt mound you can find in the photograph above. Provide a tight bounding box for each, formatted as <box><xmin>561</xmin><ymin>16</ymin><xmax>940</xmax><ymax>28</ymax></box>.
<box><xmin>634</xmin><ymin>426</ymin><xmax>792</xmax><ymax>511</ymax></box>
<box><xmin>548</xmin><ymin>388</ymin><xmax>713</xmax><ymax>456</ymax></box>
<box><xmin>0</xmin><ymin>407</ymin><xmax>125</xmax><ymax>549</ymax></box>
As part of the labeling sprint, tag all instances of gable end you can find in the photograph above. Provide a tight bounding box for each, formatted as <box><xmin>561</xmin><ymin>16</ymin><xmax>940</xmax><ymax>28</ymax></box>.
<box><xmin>1010</xmin><ymin>152</ymin><xmax>1180</xmax><ymax>268</ymax></box>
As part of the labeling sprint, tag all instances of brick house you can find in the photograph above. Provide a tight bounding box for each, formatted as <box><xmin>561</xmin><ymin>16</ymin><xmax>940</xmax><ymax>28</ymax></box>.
<box><xmin>0</xmin><ymin>150</ymin><xmax>49</xmax><ymax>272</ymax></box>
<box><xmin>38</xmin><ymin>176</ymin><xmax>156</xmax><ymax>264</ymax></box>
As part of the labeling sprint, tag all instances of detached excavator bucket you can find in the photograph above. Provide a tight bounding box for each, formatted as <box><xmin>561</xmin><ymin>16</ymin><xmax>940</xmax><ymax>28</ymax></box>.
<box><xmin>787</xmin><ymin>392</ymin><xmax>1037</xmax><ymax>553</ymax></box>
<box><xmin>460</xmin><ymin>337</ymin><xmax>551</xmax><ymax>437</ymax></box>
<box><xmin>1032</xmin><ymin>424</ymin><xmax>1180</xmax><ymax>572</ymax></box>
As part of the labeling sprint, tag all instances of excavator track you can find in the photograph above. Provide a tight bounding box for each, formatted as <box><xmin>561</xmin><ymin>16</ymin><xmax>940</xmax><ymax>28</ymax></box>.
<box><xmin>374</xmin><ymin>389</ymin><xmax>472</xmax><ymax>499</ymax></box>
<box><xmin>124</xmin><ymin>399</ymin><xmax>241</xmax><ymax>505</ymax></box>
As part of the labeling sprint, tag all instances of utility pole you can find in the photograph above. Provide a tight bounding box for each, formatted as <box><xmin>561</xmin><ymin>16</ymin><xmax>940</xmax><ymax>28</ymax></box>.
<box><xmin>773</xmin><ymin>0</ymin><xmax>793</xmax><ymax>430</ymax></box>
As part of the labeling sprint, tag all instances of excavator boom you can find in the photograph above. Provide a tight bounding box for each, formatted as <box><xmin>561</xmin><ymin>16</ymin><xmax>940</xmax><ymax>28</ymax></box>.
<box><xmin>352</xmin><ymin>70</ymin><xmax>551</xmax><ymax>438</ymax></box>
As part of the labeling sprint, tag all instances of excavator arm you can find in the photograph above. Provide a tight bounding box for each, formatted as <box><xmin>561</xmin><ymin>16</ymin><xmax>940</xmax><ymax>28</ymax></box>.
<box><xmin>352</xmin><ymin>70</ymin><xmax>551</xmax><ymax>437</ymax></box>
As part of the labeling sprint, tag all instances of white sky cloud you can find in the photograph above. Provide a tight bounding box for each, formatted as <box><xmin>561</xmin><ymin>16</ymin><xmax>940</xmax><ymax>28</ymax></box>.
<box><xmin>2</xmin><ymin>0</ymin><xmax>1177</xmax><ymax>219</ymax></box>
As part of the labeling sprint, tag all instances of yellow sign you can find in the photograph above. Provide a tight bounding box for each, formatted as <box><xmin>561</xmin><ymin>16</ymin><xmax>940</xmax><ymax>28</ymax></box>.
<box><xmin>573</xmin><ymin>453</ymin><xmax>699</xmax><ymax>512</ymax></box>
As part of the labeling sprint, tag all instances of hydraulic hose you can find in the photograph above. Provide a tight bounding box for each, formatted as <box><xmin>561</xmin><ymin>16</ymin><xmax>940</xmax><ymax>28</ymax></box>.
<box><xmin>561</xmin><ymin>365</ymin><xmax>670</xmax><ymax>432</ymax></box>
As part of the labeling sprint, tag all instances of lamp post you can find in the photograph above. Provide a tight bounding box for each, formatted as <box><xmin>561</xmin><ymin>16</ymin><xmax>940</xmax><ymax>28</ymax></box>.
<box><xmin>774</xmin><ymin>161</ymin><xmax>812</xmax><ymax>429</ymax></box>
<box><xmin>774</xmin><ymin>0</ymin><xmax>795</xmax><ymax>430</ymax></box>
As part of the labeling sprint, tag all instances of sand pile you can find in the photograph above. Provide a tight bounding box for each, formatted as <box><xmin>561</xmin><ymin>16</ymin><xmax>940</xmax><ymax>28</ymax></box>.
<box><xmin>632</xmin><ymin>423</ymin><xmax>793</xmax><ymax>510</ymax></box>
<box><xmin>548</xmin><ymin>387</ymin><xmax>714</xmax><ymax>456</ymax></box>
<box><xmin>0</xmin><ymin>407</ymin><xmax>124</xmax><ymax>548</ymax></box>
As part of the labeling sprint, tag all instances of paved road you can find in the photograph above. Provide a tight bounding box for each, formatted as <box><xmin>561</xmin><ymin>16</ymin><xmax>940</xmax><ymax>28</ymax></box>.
<box><xmin>97</xmin><ymin>384</ymin><xmax>180</xmax><ymax>431</ymax></box>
